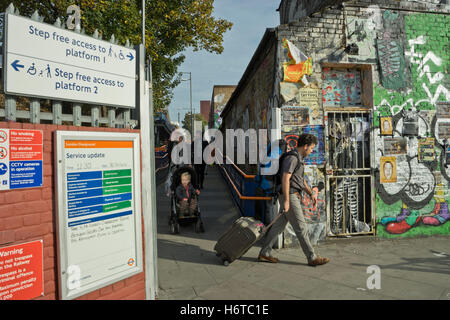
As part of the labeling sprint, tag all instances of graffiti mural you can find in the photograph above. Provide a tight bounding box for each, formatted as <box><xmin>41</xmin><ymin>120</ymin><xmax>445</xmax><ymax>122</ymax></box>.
<box><xmin>214</xmin><ymin>93</ymin><xmax>226</xmax><ymax>129</ymax></box>
<box><xmin>322</xmin><ymin>68</ymin><xmax>362</xmax><ymax>106</ymax></box>
<box><xmin>374</xmin><ymin>13</ymin><xmax>450</xmax><ymax>237</ymax></box>
<box><xmin>345</xmin><ymin>4</ymin><xmax>384</xmax><ymax>63</ymax></box>
<box><xmin>345</xmin><ymin>17</ymin><xmax>377</xmax><ymax>61</ymax></box>
<box><xmin>377</xmin><ymin>11</ymin><xmax>408</xmax><ymax>91</ymax></box>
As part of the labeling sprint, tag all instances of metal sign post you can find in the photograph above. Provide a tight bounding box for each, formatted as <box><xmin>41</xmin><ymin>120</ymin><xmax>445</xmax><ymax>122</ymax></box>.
<box><xmin>136</xmin><ymin>44</ymin><xmax>158</xmax><ymax>300</ymax></box>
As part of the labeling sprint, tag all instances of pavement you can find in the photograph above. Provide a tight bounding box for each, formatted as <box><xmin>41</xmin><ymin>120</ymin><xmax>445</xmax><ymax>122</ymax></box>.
<box><xmin>155</xmin><ymin>166</ymin><xmax>450</xmax><ymax>300</ymax></box>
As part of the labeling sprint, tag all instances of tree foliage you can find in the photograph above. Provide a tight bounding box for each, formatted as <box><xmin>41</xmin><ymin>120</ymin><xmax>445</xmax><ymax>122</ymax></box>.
<box><xmin>0</xmin><ymin>0</ymin><xmax>232</xmax><ymax>113</ymax></box>
<box><xmin>182</xmin><ymin>112</ymin><xmax>207</xmax><ymax>134</ymax></box>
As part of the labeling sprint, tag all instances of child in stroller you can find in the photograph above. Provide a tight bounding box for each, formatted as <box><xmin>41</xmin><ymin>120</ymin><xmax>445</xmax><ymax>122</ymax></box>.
<box><xmin>168</xmin><ymin>165</ymin><xmax>205</xmax><ymax>234</ymax></box>
<box><xmin>176</xmin><ymin>171</ymin><xmax>200</xmax><ymax>215</ymax></box>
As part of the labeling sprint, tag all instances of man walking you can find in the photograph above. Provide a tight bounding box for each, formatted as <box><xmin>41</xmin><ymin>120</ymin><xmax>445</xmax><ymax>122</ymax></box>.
<box><xmin>258</xmin><ymin>133</ymin><xmax>330</xmax><ymax>266</ymax></box>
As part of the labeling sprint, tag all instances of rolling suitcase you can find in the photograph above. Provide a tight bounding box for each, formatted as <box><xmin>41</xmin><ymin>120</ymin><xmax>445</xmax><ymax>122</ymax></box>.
<box><xmin>214</xmin><ymin>212</ymin><xmax>282</xmax><ymax>266</ymax></box>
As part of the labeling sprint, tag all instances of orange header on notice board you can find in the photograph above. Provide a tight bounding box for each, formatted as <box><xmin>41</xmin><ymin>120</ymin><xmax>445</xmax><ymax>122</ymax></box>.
<box><xmin>65</xmin><ymin>141</ymin><xmax>133</xmax><ymax>149</ymax></box>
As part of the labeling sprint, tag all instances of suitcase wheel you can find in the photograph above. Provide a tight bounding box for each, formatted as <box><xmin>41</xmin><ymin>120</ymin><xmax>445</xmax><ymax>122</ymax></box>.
<box><xmin>195</xmin><ymin>220</ymin><xmax>205</xmax><ymax>233</ymax></box>
<box><xmin>223</xmin><ymin>260</ymin><xmax>230</xmax><ymax>266</ymax></box>
<box><xmin>169</xmin><ymin>222</ymin><xmax>180</xmax><ymax>234</ymax></box>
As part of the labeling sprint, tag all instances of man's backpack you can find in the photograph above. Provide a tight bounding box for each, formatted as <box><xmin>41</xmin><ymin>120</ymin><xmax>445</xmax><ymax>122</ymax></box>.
<box><xmin>257</xmin><ymin>139</ymin><xmax>301</xmax><ymax>196</ymax></box>
<box><xmin>273</xmin><ymin>149</ymin><xmax>301</xmax><ymax>196</ymax></box>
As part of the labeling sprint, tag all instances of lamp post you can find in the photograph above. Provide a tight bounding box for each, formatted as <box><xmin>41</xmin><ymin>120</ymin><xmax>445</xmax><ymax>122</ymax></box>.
<box><xmin>179</xmin><ymin>72</ymin><xmax>193</xmax><ymax>139</ymax></box>
<box><xmin>142</xmin><ymin>0</ymin><xmax>146</xmax><ymax>51</ymax></box>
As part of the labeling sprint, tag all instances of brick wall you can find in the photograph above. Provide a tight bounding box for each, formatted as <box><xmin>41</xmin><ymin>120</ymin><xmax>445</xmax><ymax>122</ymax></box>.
<box><xmin>0</xmin><ymin>122</ymin><xmax>146</xmax><ymax>300</ymax></box>
<box><xmin>200</xmin><ymin>100</ymin><xmax>211</xmax><ymax>123</ymax></box>
<box><xmin>276</xmin><ymin>0</ymin><xmax>450</xmax><ymax>239</ymax></box>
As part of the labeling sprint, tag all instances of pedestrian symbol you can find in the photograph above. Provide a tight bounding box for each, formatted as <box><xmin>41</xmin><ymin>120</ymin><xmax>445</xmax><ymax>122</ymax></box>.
<box><xmin>45</xmin><ymin>64</ymin><xmax>51</xmax><ymax>78</ymax></box>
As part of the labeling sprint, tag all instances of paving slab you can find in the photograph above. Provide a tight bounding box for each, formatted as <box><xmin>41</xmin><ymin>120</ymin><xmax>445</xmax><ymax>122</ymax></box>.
<box><xmin>156</xmin><ymin>166</ymin><xmax>450</xmax><ymax>300</ymax></box>
<box><xmin>195</xmin><ymin>279</ymin><xmax>291</xmax><ymax>300</ymax></box>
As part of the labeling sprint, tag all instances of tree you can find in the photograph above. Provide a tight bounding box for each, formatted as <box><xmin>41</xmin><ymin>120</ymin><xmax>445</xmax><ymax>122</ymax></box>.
<box><xmin>0</xmin><ymin>0</ymin><xmax>232</xmax><ymax>113</ymax></box>
<box><xmin>182</xmin><ymin>112</ymin><xmax>207</xmax><ymax>135</ymax></box>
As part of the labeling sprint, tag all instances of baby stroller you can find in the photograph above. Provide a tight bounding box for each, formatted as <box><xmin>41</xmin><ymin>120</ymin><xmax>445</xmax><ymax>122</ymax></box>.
<box><xmin>168</xmin><ymin>165</ymin><xmax>205</xmax><ymax>234</ymax></box>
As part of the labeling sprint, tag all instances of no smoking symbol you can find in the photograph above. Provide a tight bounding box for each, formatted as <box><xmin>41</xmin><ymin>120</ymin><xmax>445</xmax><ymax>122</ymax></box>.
<box><xmin>0</xmin><ymin>130</ymin><xmax>7</xmax><ymax>143</ymax></box>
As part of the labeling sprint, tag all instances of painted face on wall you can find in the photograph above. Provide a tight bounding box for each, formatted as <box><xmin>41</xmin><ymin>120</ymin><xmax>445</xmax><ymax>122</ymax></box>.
<box><xmin>384</xmin><ymin>161</ymin><xmax>393</xmax><ymax>180</ymax></box>
<box><xmin>383</xmin><ymin>120</ymin><xmax>391</xmax><ymax>133</ymax></box>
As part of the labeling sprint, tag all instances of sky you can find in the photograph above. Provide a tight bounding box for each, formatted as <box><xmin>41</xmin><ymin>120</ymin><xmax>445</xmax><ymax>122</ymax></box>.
<box><xmin>167</xmin><ymin>0</ymin><xmax>280</xmax><ymax>125</ymax></box>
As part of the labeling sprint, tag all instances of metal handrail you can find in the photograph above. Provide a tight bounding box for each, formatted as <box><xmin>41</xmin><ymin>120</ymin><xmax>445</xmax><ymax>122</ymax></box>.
<box><xmin>215</xmin><ymin>153</ymin><xmax>272</xmax><ymax>201</ymax></box>
<box><xmin>215</xmin><ymin>148</ymin><xmax>256</xmax><ymax>179</ymax></box>
<box><xmin>218</xmin><ymin>163</ymin><xmax>272</xmax><ymax>200</ymax></box>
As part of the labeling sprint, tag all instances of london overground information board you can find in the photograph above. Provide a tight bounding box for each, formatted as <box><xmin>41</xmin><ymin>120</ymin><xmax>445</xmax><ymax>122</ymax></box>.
<box><xmin>55</xmin><ymin>131</ymin><xmax>142</xmax><ymax>300</ymax></box>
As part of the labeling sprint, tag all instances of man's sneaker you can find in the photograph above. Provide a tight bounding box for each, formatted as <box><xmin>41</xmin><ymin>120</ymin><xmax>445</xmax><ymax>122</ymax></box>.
<box><xmin>308</xmin><ymin>256</ymin><xmax>330</xmax><ymax>266</ymax></box>
<box><xmin>257</xmin><ymin>254</ymin><xmax>279</xmax><ymax>263</ymax></box>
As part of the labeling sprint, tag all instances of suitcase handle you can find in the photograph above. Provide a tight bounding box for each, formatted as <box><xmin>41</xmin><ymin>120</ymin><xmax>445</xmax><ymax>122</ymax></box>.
<box><xmin>262</xmin><ymin>209</ymin><xmax>284</xmax><ymax>234</ymax></box>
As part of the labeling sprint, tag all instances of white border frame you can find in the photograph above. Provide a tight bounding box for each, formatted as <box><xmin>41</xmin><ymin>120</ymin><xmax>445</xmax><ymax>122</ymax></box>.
<box><xmin>54</xmin><ymin>130</ymin><xmax>142</xmax><ymax>300</ymax></box>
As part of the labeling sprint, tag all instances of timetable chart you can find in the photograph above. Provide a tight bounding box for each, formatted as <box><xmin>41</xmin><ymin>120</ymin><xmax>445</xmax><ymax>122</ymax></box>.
<box><xmin>66</xmin><ymin>169</ymin><xmax>133</xmax><ymax>224</ymax></box>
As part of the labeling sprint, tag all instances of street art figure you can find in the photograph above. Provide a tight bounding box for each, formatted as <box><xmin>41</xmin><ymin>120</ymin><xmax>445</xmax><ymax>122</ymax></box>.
<box><xmin>375</xmin><ymin>13</ymin><xmax>450</xmax><ymax>236</ymax></box>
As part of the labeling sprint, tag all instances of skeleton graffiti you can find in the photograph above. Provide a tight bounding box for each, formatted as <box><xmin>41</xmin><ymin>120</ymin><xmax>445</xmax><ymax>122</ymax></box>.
<box><xmin>327</xmin><ymin>112</ymin><xmax>372</xmax><ymax>235</ymax></box>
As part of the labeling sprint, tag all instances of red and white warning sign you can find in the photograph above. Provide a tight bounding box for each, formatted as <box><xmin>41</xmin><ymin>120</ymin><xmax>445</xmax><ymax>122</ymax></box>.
<box><xmin>0</xmin><ymin>240</ymin><xmax>44</xmax><ymax>300</ymax></box>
